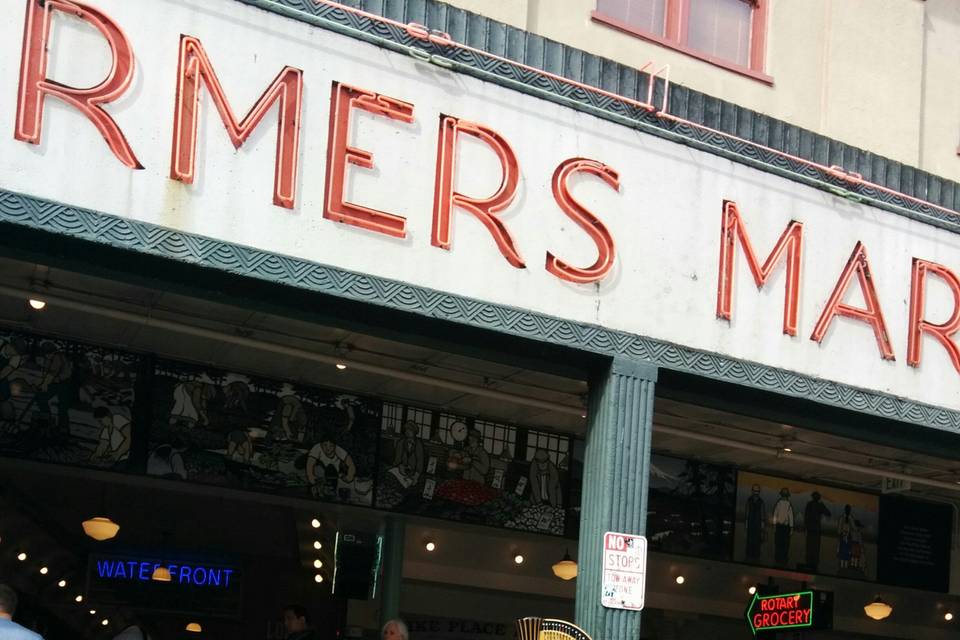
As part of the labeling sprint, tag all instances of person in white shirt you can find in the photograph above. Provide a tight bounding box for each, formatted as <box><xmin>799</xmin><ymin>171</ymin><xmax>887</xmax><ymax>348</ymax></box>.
<box><xmin>771</xmin><ymin>487</ymin><xmax>795</xmax><ymax>566</ymax></box>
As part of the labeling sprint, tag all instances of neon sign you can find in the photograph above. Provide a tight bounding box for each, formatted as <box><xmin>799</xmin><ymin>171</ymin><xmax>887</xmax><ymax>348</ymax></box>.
<box><xmin>95</xmin><ymin>558</ymin><xmax>235</xmax><ymax>588</ymax></box>
<box><xmin>746</xmin><ymin>590</ymin><xmax>814</xmax><ymax>635</ymax></box>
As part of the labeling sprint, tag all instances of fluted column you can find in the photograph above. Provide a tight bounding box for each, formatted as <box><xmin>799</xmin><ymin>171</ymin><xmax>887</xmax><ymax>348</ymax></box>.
<box><xmin>575</xmin><ymin>357</ymin><xmax>657</xmax><ymax>640</ymax></box>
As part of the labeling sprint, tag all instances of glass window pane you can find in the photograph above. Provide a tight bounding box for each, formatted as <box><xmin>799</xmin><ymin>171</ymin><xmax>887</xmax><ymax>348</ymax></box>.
<box><xmin>597</xmin><ymin>0</ymin><xmax>667</xmax><ymax>36</ymax></box>
<box><xmin>687</xmin><ymin>0</ymin><xmax>752</xmax><ymax>67</ymax></box>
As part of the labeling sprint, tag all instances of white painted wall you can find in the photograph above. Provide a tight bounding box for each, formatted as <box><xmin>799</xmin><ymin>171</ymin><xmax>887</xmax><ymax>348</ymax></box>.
<box><xmin>2</xmin><ymin>0</ymin><xmax>960</xmax><ymax>413</ymax></box>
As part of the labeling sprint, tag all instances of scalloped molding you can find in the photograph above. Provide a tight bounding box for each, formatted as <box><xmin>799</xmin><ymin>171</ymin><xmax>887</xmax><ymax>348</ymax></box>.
<box><xmin>2</xmin><ymin>189</ymin><xmax>958</xmax><ymax>434</ymax></box>
<box><xmin>234</xmin><ymin>0</ymin><xmax>960</xmax><ymax>233</ymax></box>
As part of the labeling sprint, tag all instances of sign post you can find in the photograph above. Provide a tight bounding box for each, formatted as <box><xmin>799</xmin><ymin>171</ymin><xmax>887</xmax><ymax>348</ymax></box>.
<box><xmin>600</xmin><ymin>532</ymin><xmax>647</xmax><ymax>611</ymax></box>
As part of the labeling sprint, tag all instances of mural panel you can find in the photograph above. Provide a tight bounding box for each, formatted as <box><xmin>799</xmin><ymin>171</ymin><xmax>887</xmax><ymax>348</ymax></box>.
<box><xmin>148</xmin><ymin>360</ymin><xmax>380</xmax><ymax>506</ymax></box>
<box><xmin>375</xmin><ymin>403</ymin><xmax>572</xmax><ymax>535</ymax></box>
<box><xmin>0</xmin><ymin>330</ymin><xmax>139</xmax><ymax>468</ymax></box>
<box><xmin>646</xmin><ymin>453</ymin><xmax>736</xmax><ymax>560</ymax></box>
<box><xmin>734</xmin><ymin>471</ymin><xmax>880</xmax><ymax>580</ymax></box>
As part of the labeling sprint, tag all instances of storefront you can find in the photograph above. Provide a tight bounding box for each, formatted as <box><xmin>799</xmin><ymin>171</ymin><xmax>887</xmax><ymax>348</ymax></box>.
<box><xmin>1</xmin><ymin>0</ymin><xmax>959</xmax><ymax>639</ymax></box>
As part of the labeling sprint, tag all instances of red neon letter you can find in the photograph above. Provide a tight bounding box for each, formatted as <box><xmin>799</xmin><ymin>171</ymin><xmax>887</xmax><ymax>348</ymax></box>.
<box><xmin>323</xmin><ymin>83</ymin><xmax>414</xmax><ymax>237</ymax></box>
<box><xmin>170</xmin><ymin>35</ymin><xmax>303</xmax><ymax>209</ymax></box>
<box><xmin>545</xmin><ymin>158</ymin><xmax>619</xmax><ymax>284</ymax></box>
<box><xmin>15</xmin><ymin>0</ymin><xmax>141</xmax><ymax>169</ymax></box>
<box><xmin>810</xmin><ymin>241</ymin><xmax>895</xmax><ymax>360</ymax></box>
<box><xmin>432</xmin><ymin>115</ymin><xmax>525</xmax><ymax>268</ymax></box>
<box><xmin>907</xmin><ymin>259</ymin><xmax>960</xmax><ymax>373</ymax></box>
<box><xmin>716</xmin><ymin>201</ymin><xmax>803</xmax><ymax>335</ymax></box>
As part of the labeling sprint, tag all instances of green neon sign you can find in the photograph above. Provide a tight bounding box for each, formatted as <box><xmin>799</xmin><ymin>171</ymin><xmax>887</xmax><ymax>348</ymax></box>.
<box><xmin>746</xmin><ymin>590</ymin><xmax>814</xmax><ymax>635</ymax></box>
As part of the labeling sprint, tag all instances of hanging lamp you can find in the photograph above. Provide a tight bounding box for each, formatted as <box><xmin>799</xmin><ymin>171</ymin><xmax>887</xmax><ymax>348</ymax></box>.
<box><xmin>551</xmin><ymin>549</ymin><xmax>578</xmax><ymax>580</ymax></box>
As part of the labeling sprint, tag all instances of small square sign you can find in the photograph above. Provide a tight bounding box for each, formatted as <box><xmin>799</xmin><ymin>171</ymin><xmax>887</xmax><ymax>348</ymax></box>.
<box><xmin>601</xmin><ymin>532</ymin><xmax>647</xmax><ymax>611</ymax></box>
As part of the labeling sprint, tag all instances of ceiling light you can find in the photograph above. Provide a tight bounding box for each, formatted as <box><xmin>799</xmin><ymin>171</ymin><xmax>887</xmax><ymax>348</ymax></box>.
<box><xmin>39</xmin><ymin>566</ymin><xmax>48</xmax><ymax>575</ymax></box>
<box><xmin>864</xmin><ymin>596</ymin><xmax>892</xmax><ymax>620</ymax></box>
<box><xmin>335</xmin><ymin>363</ymin><xmax>347</xmax><ymax>370</ymax></box>
<box><xmin>313</xmin><ymin>541</ymin><xmax>322</xmax><ymax>550</ymax></box>
<box><xmin>74</xmin><ymin>595</ymin><xmax>83</xmax><ymax>603</ymax></box>
<box><xmin>945</xmin><ymin>612</ymin><xmax>954</xmax><ymax>622</ymax></box>
<box><xmin>58</xmin><ymin>580</ymin><xmax>67</xmax><ymax>588</ymax></box>
<box><xmin>313</xmin><ymin>559</ymin><xmax>323</xmax><ymax>569</ymax></box>
<box><xmin>82</xmin><ymin>516</ymin><xmax>120</xmax><ymax>541</ymax></box>
<box><xmin>425</xmin><ymin>541</ymin><xmax>436</xmax><ymax>552</ymax></box>
<box><xmin>748</xmin><ymin>586</ymin><xmax>757</xmax><ymax>595</ymax></box>
<box><xmin>151</xmin><ymin>566</ymin><xmax>172</xmax><ymax>582</ymax></box>
<box><xmin>28</xmin><ymin>298</ymin><xmax>46</xmax><ymax>310</ymax></box>
<box><xmin>89</xmin><ymin>610</ymin><xmax>96</xmax><ymax>615</ymax></box>
<box><xmin>514</xmin><ymin>555</ymin><xmax>524</xmax><ymax>565</ymax></box>
<box><xmin>101</xmin><ymin>619</ymin><xmax>109</xmax><ymax>626</ymax></box>
<box><xmin>311</xmin><ymin>518</ymin><xmax>321</xmax><ymax>529</ymax></box>
<box><xmin>580</xmin><ymin>413</ymin><xmax>586</xmax><ymax>418</ymax></box>
<box><xmin>314</xmin><ymin>574</ymin><xmax>324</xmax><ymax>583</ymax></box>
<box><xmin>17</xmin><ymin>552</ymin><xmax>27</xmax><ymax>561</ymax></box>
<box><xmin>551</xmin><ymin>550</ymin><xmax>577</xmax><ymax>580</ymax></box>
<box><xmin>186</xmin><ymin>622</ymin><xmax>203</xmax><ymax>633</ymax></box>
<box><xmin>675</xmin><ymin>576</ymin><xmax>685</xmax><ymax>585</ymax></box>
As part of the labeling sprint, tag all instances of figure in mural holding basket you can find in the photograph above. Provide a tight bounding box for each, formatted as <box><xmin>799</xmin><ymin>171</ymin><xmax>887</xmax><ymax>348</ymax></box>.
<box><xmin>771</xmin><ymin>487</ymin><xmax>794</xmax><ymax>566</ymax></box>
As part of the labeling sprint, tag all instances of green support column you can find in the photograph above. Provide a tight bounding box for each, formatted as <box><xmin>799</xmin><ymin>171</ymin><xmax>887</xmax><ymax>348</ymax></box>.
<box><xmin>379</xmin><ymin>517</ymin><xmax>405</xmax><ymax>627</ymax></box>
<box><xmin>575</xmin><ymin>357</ymin><xmax>657</xmax><ymax>640</ymax></box>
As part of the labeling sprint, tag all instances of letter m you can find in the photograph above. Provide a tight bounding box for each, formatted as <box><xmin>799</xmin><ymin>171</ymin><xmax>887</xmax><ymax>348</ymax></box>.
<box><xmin>170</xmin><ymin>35</ymin><xmax>303</xmax><ymax>208</ymax></box>
<box><xmin>716</xmin><ymin>200</ymin><xmax>804</xmax><ymax>336</ymax></box>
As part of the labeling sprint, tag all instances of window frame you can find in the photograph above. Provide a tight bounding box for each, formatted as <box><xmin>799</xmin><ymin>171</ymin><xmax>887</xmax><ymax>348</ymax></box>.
<box><xmin>591</xmin><ymin>0</ymin><xmax>772</xmax><ymax>84</ymax></box>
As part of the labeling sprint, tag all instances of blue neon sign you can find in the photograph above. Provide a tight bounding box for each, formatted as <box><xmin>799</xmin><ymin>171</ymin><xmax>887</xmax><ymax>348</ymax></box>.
<box><xmin>95</xmin><ymin>558</ymin><xmax>235</xmax><ymax>588</ymax></box>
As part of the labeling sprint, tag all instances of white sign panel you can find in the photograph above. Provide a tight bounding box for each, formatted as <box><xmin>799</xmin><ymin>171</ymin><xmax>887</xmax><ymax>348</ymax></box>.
<box><xmin>1</xmin><ymin>0</ymin><xmax>960</xmax><ymax>412</ymax></box>
<box><xmin>601</xmin><ymin>532</ymin><xmax>647</xmax><ymax>611</ymax></box>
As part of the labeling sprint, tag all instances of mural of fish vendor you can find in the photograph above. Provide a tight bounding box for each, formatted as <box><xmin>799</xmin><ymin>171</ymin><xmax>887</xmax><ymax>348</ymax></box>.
<box><xmin>148</xmin><ymin>361</ymin><xmax>379</xmax><ymax>506</ymax></box>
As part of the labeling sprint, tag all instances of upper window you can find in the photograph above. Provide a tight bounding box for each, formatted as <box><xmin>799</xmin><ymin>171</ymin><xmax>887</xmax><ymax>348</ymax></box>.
<box><xmin>593</xmin><ymin>0</ymin><xmax>769</xmax><ymax>81</ymax></box>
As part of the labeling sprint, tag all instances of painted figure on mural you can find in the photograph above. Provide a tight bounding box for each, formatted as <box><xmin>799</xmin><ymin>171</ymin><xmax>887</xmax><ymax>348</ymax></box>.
<box><xmin>744</xmin><ymin>484</ymin><xmax>766</xmax><ymax>560</ymax></box>
<box><xmin>803</xmin><ymin>491</ymin><xmax>831</xmax><ymax>571</ymax></box>
<box><xmin>226</xmin><ymin>429</ymin><xmax>255</xmax><ymax>463</ymax></box>
<box><xmin>0</xmin><ymin>337</ymin><xmax>27</xmax><ymax>427</ymax></box>
<box><xmin>837</xmin><ymin>504</ymin><xmax>864</xmax><ymax>572</ymax></box>
<box><xmin>306</xmin><ymin>432</ymin><xmax>356</xmax><ymax>499</ymax></box>
<box><xmin>771</xmin><ymin>487</ymin><xmax>794</xmax><ymax>565</ymax></box>
<box><xmin>270</xmin><ymin>384</ymin><xmax>308</xmax><ymax>442</ymax></box>
<box><xmin>90</xmin><ymin>406</ymin><xmax>131</xmax><ymax>463</ymax></box>
<box><xmin>388</xmin><ymin>420</ymin><xmax>424</xmax><ymax>489</ymax></box>
<box><xmin>147</xmin><ymin>440</ymin><xmax>188</xmax><ymax>480</ymax></box>
<box><xmin>169</xmin><ymin>378</ymin><xmax>215</xmax><ymax>428</ymax></box>
<box><xmin>34</xmin><ymin>341</ymin><xmax>74</xmax><ymax>434</ymax></box>
<box><xmin>459</xmin><ymin>430</ymin><xmax>490</xmax><ymax>483</ymax></box>
<box><xmin>222</xmin><ymin>378</ymin><xmax>250</xmax><ymax>414</ymax></box>
<box><xmin>529</xmin><ymin>449</ymin><xmax>562</xmax><ymax>507</ymax></box>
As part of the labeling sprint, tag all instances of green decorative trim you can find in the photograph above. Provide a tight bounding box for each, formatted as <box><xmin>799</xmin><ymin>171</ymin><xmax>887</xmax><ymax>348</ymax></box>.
<box><xmin>2</xmin><ymin>189</ymin><xmax>958</xmax><ymax>434</ymax></box>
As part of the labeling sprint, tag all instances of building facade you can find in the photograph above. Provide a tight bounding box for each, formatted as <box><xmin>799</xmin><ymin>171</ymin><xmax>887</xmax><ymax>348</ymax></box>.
<box><xmin>0</xmin><ymin>0</ymin><xmax>959</xmax><ymax>639</ymax></box>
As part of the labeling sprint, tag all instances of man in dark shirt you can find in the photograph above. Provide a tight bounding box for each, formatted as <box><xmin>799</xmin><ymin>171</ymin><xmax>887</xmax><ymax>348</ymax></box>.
<box><xmin>283</xmin><ymin>604</ymin><xmax>317</xmax><ymax>640</ymax></box>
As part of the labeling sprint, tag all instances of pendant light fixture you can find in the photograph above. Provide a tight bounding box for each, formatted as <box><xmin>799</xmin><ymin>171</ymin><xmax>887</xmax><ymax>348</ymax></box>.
<box><xmin>82</xmin><ymin>516</ymin><xmax>120</xmax><ymax>541</ymax></box>
<box><xmin>185</xmin><ymin>622</ymin><xmax>203</xmax><ymax>633</ymax></box>
<box><xmin>864</xmin><ymin>596</ymin><xmax>893</xmax><ymax>620</ymax></box>
<box><xmin>551</xmin><ymin>549</ymin><xmax>578</xmax><ymax>580</ymax></box>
